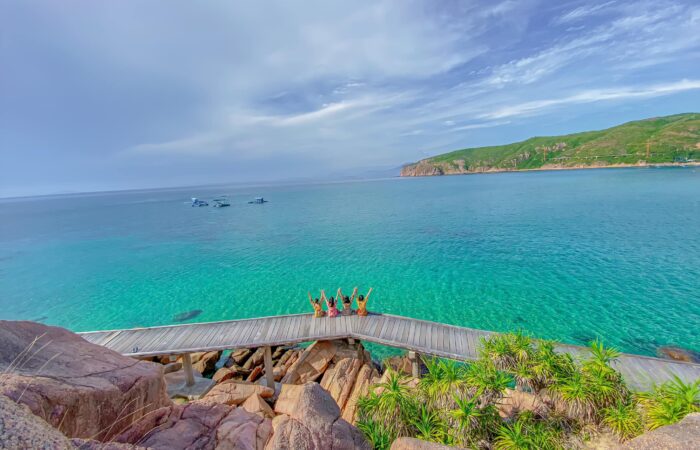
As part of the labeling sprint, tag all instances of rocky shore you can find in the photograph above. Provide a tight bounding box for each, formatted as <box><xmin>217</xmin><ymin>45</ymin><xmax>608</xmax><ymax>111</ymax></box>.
<box><xmin>0</xmin><ymin>320</ymin><xmax>381</xmax><ymax>449</ymax></box>
<box><xmin>400</xmin><ymin>160</ymin><xmax>700</xmax><ymax>177</ymax></box>
<box><xmin>1</xmin><ymin>320</ymin><xmax>698</xmax><ymax>449</ymax></box>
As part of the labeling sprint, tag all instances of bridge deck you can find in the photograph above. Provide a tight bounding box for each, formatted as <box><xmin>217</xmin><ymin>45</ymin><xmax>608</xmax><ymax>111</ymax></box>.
<box><xmin>78</xmin><ymin>313</ymin><xmax>700</xmax><ymax>392</ymax></box>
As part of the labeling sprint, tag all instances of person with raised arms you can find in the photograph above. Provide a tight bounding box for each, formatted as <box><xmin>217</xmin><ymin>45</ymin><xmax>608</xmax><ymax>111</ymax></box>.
<box><xmin>308</xmin><ymin>291</ymin><xmax>325</xmax><ymax>318</ymax></box>
<box><xmin>338</xmin><ymin>287</ymin><xmax>357</xmax><ymax>316</ymax></box>
<box><xmin>322</xmin><ymin>289</ymin><xmax>339</xmax><ymax>318</ymax></box>
<box><xmin>356</xmin><ymin>287</ymin><xmax>373</xmax><ymax>316</ymax></box>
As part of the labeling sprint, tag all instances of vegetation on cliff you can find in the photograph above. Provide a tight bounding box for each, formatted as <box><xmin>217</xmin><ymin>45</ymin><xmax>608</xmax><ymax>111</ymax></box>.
<box><xmin>357</xmin><ymin>332</ymin><xmax>700</xmax><ymax>449</ymax></box>
<box><xmin>401</xmin><ymin>113</ymin><xmax>700</xmax><ymax>176</ymax></box>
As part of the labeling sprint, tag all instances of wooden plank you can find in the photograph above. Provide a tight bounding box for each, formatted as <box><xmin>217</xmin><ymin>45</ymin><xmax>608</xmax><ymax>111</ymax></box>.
<box><xmin>79</xmin><ymin>313</ymin><xmax>700</xmax><ymax>391</ymax></box>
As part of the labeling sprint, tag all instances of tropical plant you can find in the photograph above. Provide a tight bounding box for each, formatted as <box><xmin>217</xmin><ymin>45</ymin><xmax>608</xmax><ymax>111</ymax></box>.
<box><xmin>448</xmin><ymin>393</ymin><xmax>500</xmax><ymax>447</ymax></box>
<box><xmin>419</xmin><ymin>357</ymin><xmax>468</xmax><ymax>409</ymax></box>
<box><xmin>411</xmin><ymin>404</ymin><xmax>447</xmax><ymax>443</ymax></box>
<box><xmin>494</xmin><ymin>413</ymin><xmax>564</xmax><ymax>450</ymax></box>
<box><xmin>637</xmin><ymin>376</ymin><xmax>700</xmax><ymax>430</ymax></box>
<box><xmin>464</xmin><ymin>359</ymin><xmax>512</xmax><ymax>403</ymax></box>
<box><xmin>356</xmin><ymin>418</ymin><xmax>395</xmax><ymax>450</ymax></box>
<box><xmin>602</xmin><ymin>400</ymin><xmax>643</xmax><ymax>441</ymax></box>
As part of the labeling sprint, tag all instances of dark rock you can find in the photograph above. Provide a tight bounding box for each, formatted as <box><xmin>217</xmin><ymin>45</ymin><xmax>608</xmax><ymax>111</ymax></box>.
<box><xmin>173</xmin><ymin>309</ymin><xmax>202</xmax><ymax>322</ymax></box>
<box><xmin>657</xmin><ymin>346</ymin><xmax>700</xmax><ymax>363</ymax></box>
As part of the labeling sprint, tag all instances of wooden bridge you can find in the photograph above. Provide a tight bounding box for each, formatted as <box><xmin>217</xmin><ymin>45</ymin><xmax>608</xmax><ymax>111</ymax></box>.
<box><xmin>79</xmin><ymin>313</ymin><xmax>700</xmax><ymax>392</ymax></box>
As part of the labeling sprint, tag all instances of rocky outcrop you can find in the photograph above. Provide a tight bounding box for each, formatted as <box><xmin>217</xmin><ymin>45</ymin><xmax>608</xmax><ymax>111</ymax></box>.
<box><xmin>1</xmin><ymin>393</ymin><xmax>75</xmax><ymax>450</ymax></box>
<box><xmin>400</xmin><ymin>161</ymin><xmax>445</xmax><ymax>177</ymax></box>
<box><xmin>199</xmin><ymin>381</ymin><xmax>274</xmax><ymax>406</ymax></box>
<box><xmin>267</xmin><ymin>383</ymin><xmax>371</xmax><ymax>450</ymax></box>
<box><xmin>342</xmin><ymin>364</ymin><xmax>380</xmax><ymax>423</ymax></box>
<box><xmin>0</xmin><ymin>321</ymin><xmax>170</xmax><ymax>441</ymax></box>
<box><xmin>114</xmin><ymin>401</ymin><xmax>272</xmax><ymax>450</ymax></box>
<box><xmin>623</xmin><ymin>413</ymin><xmax>700</xmax><ymax>449</ymax></box>
<box><xmin>1</xmin><ymin>393</ymin><xmax>147</xmax><ymax>450</ymax></box>
<box><xmin>657</xmin><ymin>346</ymin><xmax>700</xmax><ymax>363</ymax></box>
<box><xmin>241</xmin><ymin>393</ymin><xmax>275</xmax><ymax>419</ymax></box>
<box><xmin>281</xmin><ymin>341</ymin><xmax>337</xmax><ymax>384</ymax></box>
<box><xmin>390</xmin><ymin>437</ymin><xmax>458</xmax><ymax>449</ymax></box>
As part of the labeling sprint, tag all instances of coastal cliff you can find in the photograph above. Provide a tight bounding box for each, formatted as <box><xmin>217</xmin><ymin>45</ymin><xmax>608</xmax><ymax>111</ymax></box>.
<box><xmin>401</xmin><ymin>113</ymin><xmax>700</xmax><ymax>177</ymax></box>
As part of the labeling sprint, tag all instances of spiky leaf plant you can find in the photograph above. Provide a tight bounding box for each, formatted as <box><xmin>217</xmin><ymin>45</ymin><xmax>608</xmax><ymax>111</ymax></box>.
<box><xmin>637</xmin><ymin>376</ymin><xmax>700</xmax><ymax>430</ymax></box>
<box><xmin>602</xmin><ymin>400</ymin><xmax>643</xmax><ymax>441</ymax></box>
<box><xmin>411</xmin><ymin>404</ymin><xmax>448</xmax><ymax>443</ymax></box>
<box><xmin>356</xmin><ymin>418</ymin><xmax>395</xmax><ymax>450</ymax></box>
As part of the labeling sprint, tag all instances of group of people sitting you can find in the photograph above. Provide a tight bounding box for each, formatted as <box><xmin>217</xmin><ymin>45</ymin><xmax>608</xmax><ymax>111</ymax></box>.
<box><xmin>308</xmin><ymin>287</ymin><xmax>373</xmax><ymax>318</ymax></box>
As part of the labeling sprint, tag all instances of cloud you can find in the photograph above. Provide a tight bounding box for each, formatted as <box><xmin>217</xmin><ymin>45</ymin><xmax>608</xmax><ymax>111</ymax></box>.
<box><xmin>3</xmin><ymin>0</ymin><xmax>700</xmax><ymax>195</ymax></box>
<box><xmin>480</xmin><ymin>79</ymin><xmax>700</xmax><ymax>119</ymax></box>
<box><xmin>553</xmin><ymin>1</ymin><xmax>617</xmax><ymax>25</ymax></box>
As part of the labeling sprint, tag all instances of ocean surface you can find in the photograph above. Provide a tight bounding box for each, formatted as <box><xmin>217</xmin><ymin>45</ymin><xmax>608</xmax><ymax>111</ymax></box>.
<box><xmin>1</xmin><ymin>168</ymin><xmax>699</xmax><ymax>358</ymax></box>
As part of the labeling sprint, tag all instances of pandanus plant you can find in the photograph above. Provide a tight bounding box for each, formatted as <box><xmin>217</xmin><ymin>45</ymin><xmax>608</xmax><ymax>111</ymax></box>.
<box><xmin>636</xmin><ymin>375</ymin><xmax>700</xmax><ymax>430</ymax></box>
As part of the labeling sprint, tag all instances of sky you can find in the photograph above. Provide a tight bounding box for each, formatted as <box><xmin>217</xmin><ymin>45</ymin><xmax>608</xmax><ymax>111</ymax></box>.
<box><xmin>1</xmin><ymin>0</ymin><xmax>699</xmax><ymax>197</ymax></box>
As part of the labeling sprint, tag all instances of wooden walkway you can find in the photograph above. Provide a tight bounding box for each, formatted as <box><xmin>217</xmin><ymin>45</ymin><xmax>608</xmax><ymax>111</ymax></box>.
<box><xmin>79</xmin><ymin>313</ymin><xmax>700</xmax><ymax>391</ymax></box>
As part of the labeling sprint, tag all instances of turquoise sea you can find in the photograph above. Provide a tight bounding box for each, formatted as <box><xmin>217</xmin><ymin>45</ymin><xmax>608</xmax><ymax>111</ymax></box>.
<box><xmin>1</xmin><ymin>168</ymin><xmax>699</xmax><ymax>358</ymax></box>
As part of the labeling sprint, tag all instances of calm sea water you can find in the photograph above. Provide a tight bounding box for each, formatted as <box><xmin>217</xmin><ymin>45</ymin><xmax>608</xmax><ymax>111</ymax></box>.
<box><xmin>1</xmin><ymin>168</ymin><xmax>699</xmax><ymax>358</ymax></box>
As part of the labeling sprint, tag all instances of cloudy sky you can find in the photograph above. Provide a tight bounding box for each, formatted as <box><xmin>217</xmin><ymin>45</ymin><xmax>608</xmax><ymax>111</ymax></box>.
<box><xmin>1</xmin><ymin>0</ymin><xmax>699</xmax><ymax>196</ymax></box>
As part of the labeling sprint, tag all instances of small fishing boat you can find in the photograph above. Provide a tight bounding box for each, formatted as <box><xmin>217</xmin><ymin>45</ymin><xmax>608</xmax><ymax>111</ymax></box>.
<box><xmin>191</xmin><ymin>198</ymin><xmax>208</xmax><ymax>207</ymax></box>
<box><xmin>213</xmin><ymin>199</ymin><xmax>230</xmax><ymax>208</ymax></box>
<box><xmin>248</xmin><ymin>197</ymin><xmax>268</xmax><ymax>204</ymax></box>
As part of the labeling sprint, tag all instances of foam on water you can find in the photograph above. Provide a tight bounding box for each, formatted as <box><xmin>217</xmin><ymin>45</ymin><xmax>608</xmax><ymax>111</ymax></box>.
<box><xmin>1</xmin><ymin>168</ymin><xmax>698</xmax><ymax>358</ymax></box>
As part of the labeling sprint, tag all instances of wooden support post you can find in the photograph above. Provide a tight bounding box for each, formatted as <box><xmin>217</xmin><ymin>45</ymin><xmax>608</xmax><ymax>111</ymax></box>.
<box><xmin>408</xmin><ymin>351</ymin><xmax>420</xmax><ymax>378</ymax></box>
<box><xmin>264</xmin><ymin>346</ymin><xmax>275</xmax><ymax>389</ymax></box>
<box><xmin>182</xmin><ymin>353</ymin><xmax>195</xmax><ymax>387</ymax></box>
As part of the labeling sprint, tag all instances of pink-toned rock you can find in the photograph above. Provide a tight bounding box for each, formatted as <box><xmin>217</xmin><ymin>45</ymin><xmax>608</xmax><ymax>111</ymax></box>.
<box><xmin>268</xmin><ymin>382</ymin><xmax>370</xmax><ymax>450</ymax></box>
<box><xmin>342</xmin><ymin>364</ymin><xmax>379</xmax><ymax>424</ymax></box>
<box><xmin>228</xmin><ymin>348</ymin><xmax>253</xmax><ymax>367</ymax></box>
<box><xmin>247</xmin><ymin>365</ymin><xmax>263</xmax><ymax>382</ymax></box>
<box><xmin>199</xmin><ymin>380</ymin><xmax>274</xmax><ymax>406</ymax></box>
<box><xmin>0</xmin><ymin>321</ymin><xmax>170</xmax><ymax>441</ymax></box>
<box><xmin>214</xmin><ymin>366</ymin><xmax>237</xmax><ymax>384</ymax></box>
<box><xmin>320</xmin><ymin>357</ymin><xmax>363</xmax><ymax>410</ymax></box>
<box><xmin>281</xmin><ymin>341</ymin><xmax>337</xmax><ymax>384</ymax></box>
<box><xmin>243</xmin><ymin>348</ymin><xmax>265</xmax><ymax>370</ymax></box>
<box><xmin>1</xmin><ymin>393</ymin><xmax>74</xmax><ymax>449</ymax></box>
<box><xmin>192</xmin><ymin>351</ymin><xmax>221</xmax><ymax>374</ymax></box>
<box><xmin>114</xmin><ymin>401</ymin><xmax>272</xmax><ymax>450</ymax></box>
<box><xmin>241</xmin><ymin>393</ymin><xmax>274</xmax><ymax>419</ymax></box>
<box><xmin>274</xmin><ymin>349</ymin><xmax>293</xmax><ymax>368</ymax></box>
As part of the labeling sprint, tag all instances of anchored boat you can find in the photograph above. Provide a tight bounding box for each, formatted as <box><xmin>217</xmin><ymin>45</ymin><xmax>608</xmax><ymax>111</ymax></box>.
<box><xmin>191</xmin><ymin>198</ymin><xmax>208</xmax><ymax>207</ymax></box>
<box><xmin>248</xmin><ymin>197</ymin><xmax>268</xmax><ymax>204</ymax></box>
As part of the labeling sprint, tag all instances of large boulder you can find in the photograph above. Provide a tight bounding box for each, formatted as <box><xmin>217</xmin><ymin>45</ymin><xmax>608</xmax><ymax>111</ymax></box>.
<box><xmin>281</xmin><ymin>341</ymin><xmax>337</xmax><ymax>384</ymax></box>
<box><xmin>0</xmin><ymin>394</ymin><xmax>143</xmax><ymax>450</ymax></box>
<box><xmin>267</xmin><ymin>382</ymin><xmax>370</xmax><ymax>450</ymax></box>
<box><xmin>241</xmin><ymin>393</ymin><xmax>274</xmax><ymax>419</ymax></box>
<box><xmin>114</xmin><ymin>401</ymin><xmax>272</xmax><ymax>449</ymax></box>
<box><xmin>0</xmin><ymin>393</ymin><xmax>75</xmax><ymax>450</ymax></box>
<box><xmin>0</xmin><ymin>321</ymin><xmax>170</xmax><ymax>441</ymax></box>
<box><xmin>321</xmin><ymin>358</ymin><xmax>363</xmax><ymax>410</ymax></box>
<box><xmin>390</xmin><ymin>437</ymin><xmax>458</xmax><ymax>450</ymax></box>
<box><xmin>342</xmin><ymin>364</ymin><xmax>379</xmax><ymax>424</ymax></box>
<box><xmin>199</xmin><ymin>380</ymin><xmax>274</xmax><ymax>406</ymax></box>
<box><xmin>623</xmin><ymin>413</ymin><xmax>700</xmax><ymax>449</ymax></box>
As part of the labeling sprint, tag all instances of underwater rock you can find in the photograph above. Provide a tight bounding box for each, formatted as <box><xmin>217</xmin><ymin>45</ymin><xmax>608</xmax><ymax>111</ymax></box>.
<box><xmin>657</xmin><ymin>346</ymin><xmax>700</xmax><ymax>363</ymax></box>
<box><xmin>172</xmin><ymin>309</ymin><xmax>202</xmax><ymax>322</ymax></box>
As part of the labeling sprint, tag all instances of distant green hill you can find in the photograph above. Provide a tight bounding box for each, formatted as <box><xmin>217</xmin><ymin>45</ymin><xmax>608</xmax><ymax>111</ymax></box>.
<box><xmin>401</xmin><ymin>113</ymin><xmax>700</xmax><ymax>176</ymax></box>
